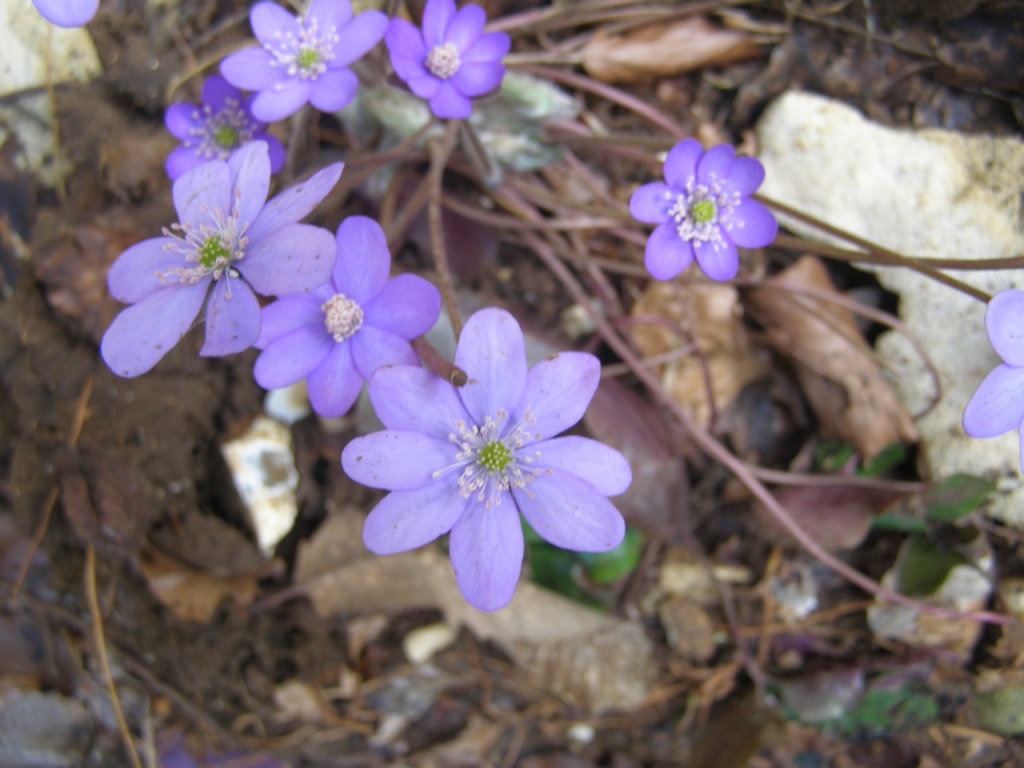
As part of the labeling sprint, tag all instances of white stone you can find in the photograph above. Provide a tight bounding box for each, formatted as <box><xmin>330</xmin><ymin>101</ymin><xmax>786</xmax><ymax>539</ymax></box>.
<box><xmin>757</xmin><ymin>91</ymin><xmax>1024</xmax><ymax>525</ymax></box>
<box><xmin>221</xmin><ymin>416</ymin><xmax>299</xmax><ymax>555</ymax></box>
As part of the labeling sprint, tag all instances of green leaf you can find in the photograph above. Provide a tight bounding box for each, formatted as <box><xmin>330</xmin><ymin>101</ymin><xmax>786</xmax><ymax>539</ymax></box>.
<box><xmin>896</xmin><ymin>537</ymin><xmax>970</xmax><ymax>597</ymax></box>
<box><xmin>837</xmin><ymin>684</ymin><xmax>939</xmax><ymax>737</ymax></box>
<box><xmin>922</xmin><ymin>474</ymin><xmax>995</xmax><ymax>523</ymax></box>
<box><xmin>869</xmin><ymin>514</ymin><xmax>928</xmax><ymax>535</ymax></box>
<box><xmin>579</xmin><ymin>528</ymin><xmax>643</xmax><ymax>585</ymax></box>
<box><xmin>857</xmin><ymin>442</ymin><xmax>907</xmax><ymax>477</ymax></box>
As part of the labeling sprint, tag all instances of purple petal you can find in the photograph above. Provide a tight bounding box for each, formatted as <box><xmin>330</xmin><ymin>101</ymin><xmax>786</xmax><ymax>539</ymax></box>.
<box><xmin>248</xmin><ymin>162</ymin><xmax>344</xmax><ymax>242</ymax></box>
<box><xmin>242</xmin><ymin>223</ymin><xmax>336</xmax><ymax>296</ymax></box>
<box><xmin>462</xmin><ymin>31</ymin><xmax>510</xmax><ymax>64</ymax></box>
<box><xmin>250</xmin><ymin>2</ymin><xmax>300</xmax><ymax>44</ymax></box>
<box><xmin>368</xmin><ymin>365</ymin><xmax>471</xmax><ymax>438</ymax></box>
<box><xmin>31</xmin><ymin>0</ymin><xmax>97</xmax><ymax>27</ymax></box>
<box><xmin>407</xmin><ymin>72</ymin><xmax>442</xmax><ymax>99</ymax></box>
<box><xmin>228</xmin><ymin>142</ymin><xmax>271</xmax><ymax>227</ymax></box>
<box><xmin>725</xmin><ymin>155</ymin><xmax>765</xmax><ymax>196</ymax></box>
<box><xmin>362</xmin><ymin>274</ymin><xmax>441</xmax><ymax>337</ymax></box>
<box><xmin>513</xmin><ymin>470</ymin><xmax>625</xmax><ymax>552</ymax></box>
<box><xmin>629</xmin><ymin>182</ymin><xmax>672</xmax><ymax>224</ymax></box>
<box><xmin>724</xmin><ymin>198</ymin><xmax>777</xmax><ymax>249</ymax></box>
<box><xmin>201</xmin><ymin>74</ymin><xmax>241</xmax><ymax>112</ymax></box>
<box><xmin>332</xmin><ymin>215</ymin><xmax>390</xmax><ymax>303</ymax></box>
<box><xmin>261</xmin><ymin>134</ymin><xmax>286</xmax><ymax>174</ymax></box>
<box><xmin>429</xmin><ymin>83</ymin><xmax>472</xmax><ymax>119</ymax></box>
<box><xmin>386</xmin><ymin>19</ymin><xmax>429</xmax><ymax>80</ymax></box>
<box><xmin>696</xmin><ymin>143</ymin><xmax>736</xmax><ymax>186</ymax></box>
<box><xmin>449</xmin><ymin>499</ymin><xmax>523</xmax><ymax>611</ymax></box>
<box><xmin>455</xmin><ymin>308</ymin><xmax>527</xmax><ymax>423</ymax></box>
<box><xmin>100</xmin><ymin>282</ymin><xmax>209</xmax><ymax>378</ymax></box>
<box><xmin>201</xmin><ymin>278</ymin><xmax>261</xmax><ymax>356</ymax></box>
<box><xmin>446</xmin><ymin>4</ymin><xmax>485</xmax><ymax>52</ymax></box>
<box><xmin>422</xmin><ymin>0</ymin><xmax>456</xmax><ymax>48</ymax></box>
<box><xmin>963</xmin><ymin>363</ymin><xmax>1024</xmax><ymax>438</ymax></box>
<box><xmin>257</xmin><ymin>296</ymin><xmax>324</xmax><ymax>348</ymax></box>
<box><xmin>307</xmin><ymin>0</ymin><xmax>352</xmax><ymax>30</ymax></box>
<box><xmin>107</xmin><ymin>237</ymin><xmax>180</xmax><ymax>303</ymax></box>
<box><xmin>350</xmin><ymin>326</ymin><xmax>418</xmax><ymax>379</ymax></box>
<box><xmin>253</xmin><ymin>325</ymin><xmax>334</xmax><ymax>389</ymax></box>
<box><xmin>451</xmin><ymin>61</ymin><xmax>504</xmax><ymax>97</ymax></box>
<box><xmin>309</xmin><ymin>69</ymin><xmax>358</xmax><ymax>113</ymax></box>
<box><xmin>341</xmin><ymin>431</ymin><xmax>452</xmax><ymax>490</ymax></box>
<box><xmin>220</xmin><ymin>47</ymin><xmax>283</xmax><ymax>92</ymax></box>
<box><xmin>986</xmin><ymin>289</ymin><xmax>1024</xmax><ymax>366</ymax></box>
<box><xmin>164</xmin><ymin>103</ymin><xmax>200</xmax><ymax>140</ymax></box>
<box><xmin>173</xmin><ymin>160</ymin><xmax>230</xmax><ymax>229</ymax></box>
<box><xmin>331</xmin><ymin>10</ymin><xmax>389</xmax><ymax>67</ymax></box>
<box><xmin>694</xmin><ymin>237</ymin><xmax>739</xmax><ymax>281</ymax></box>
<box><xmin>359</xmin><ymin>481</ymin><xmax>469</xmax><ymax>554</ymax></box>
<box><xmin>250</xmin><ymin>80</ymin><xmax>312</xmax><ymax>123</ymax></box>
<box><xmin>513</xmin><ymin>351</ymin><xmax>599</xmax><ymax>440</ymax></box>
<box><xmin>165</xmin><ymin>146</ymin><xmax>202</xmax><ymax>182</ymax></box>
<box><xmin>306</xmin><ymin>343</ymin><xmax>363</xmax><ymax>417</ymax></box>
<box><xmin>663</xmin><ymin>138</ymin><xmax>702</xmax><ymax>188</ymax></box>
<box><xmin>533</xmin><ymin>436</ymin><xmax>632</xmax><ymax>496</ymax></box>
<box><xmin>644</xmin><ymin>222</ymin><xmax>694</xmax><ymax>280</ymax></box>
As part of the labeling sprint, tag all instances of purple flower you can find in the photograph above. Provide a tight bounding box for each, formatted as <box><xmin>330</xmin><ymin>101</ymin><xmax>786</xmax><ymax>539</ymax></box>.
<box><xmin>220</xmin><ymin>0</ymin><xmax>388</xmax><ymax>122</ymax></box>
<box><xmin>254</xmin><ymin>216</ymin><xmax>441</xmax><ymax>417</ymax></box>
<box><xmin>963</xmin><ymin>289</ymin><xmax>1024</xmax><ymax>473</ymax></box>
<box><xmin>101</xmin><ymin>141</ymin><xmax>343</xmax><ymax>378</ymax></box>
<box><xmin>385</xmin><ymin>0</ymin><xmax>510</xmax><ymax>120</ymax></box>
<box><xmin>31</xmin><ymin>0</ymin><xmax>98</xmax><ymax>27</ymax></box>
<box><xmin>629</xmin><ymin>138</ymin><xmax>777</xmax><ymax>282</ymax></box>
<box><xmin>341</xmin><ymin>308</ymin><xmax>631</xmax><ymax>611</ymax></box>
<box><xmin>164</xmin><ymin>75</ymin><xmax>285</xmax><ymax>181</ymax></box>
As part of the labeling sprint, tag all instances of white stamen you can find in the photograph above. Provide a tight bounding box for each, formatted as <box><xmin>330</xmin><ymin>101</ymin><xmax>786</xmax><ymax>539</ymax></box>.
<box><xmin>425</xmin><ymin>42</ymin><xmax>461</xmax><ymax>79</ymax></box>
<box><xmin>321</xmin><ymin>294</ymin><xmax>364</xmax><ymax>342</ymax></box>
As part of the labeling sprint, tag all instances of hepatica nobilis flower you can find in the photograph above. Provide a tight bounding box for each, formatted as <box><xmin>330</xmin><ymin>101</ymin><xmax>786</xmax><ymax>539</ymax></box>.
<box><xmin>220</xmin><ymin>0</ymin><xmax>388</xmax><ymax>122</ymax></box>
<box><xmin>164</xmin><ymin>75</ymin><xmax>285</xmax><ymax>181</ymax></box>
<box><xmin>630</xmin><ymin>138</ymin><xmax>777</xmax><ymax>282</ymax></box>
<box><xmin>31</xmin><ymin>0</ymin><xmax>98</xmax><ymax>27</ymax></box>
<box><xmin>101</xmin><ymin>141</ymin><xmax>343</xmax><ymax>378</ymax></box>
<box><xmin>963</xmin><ymin>289</ymin><xmax>1024</xmax><ymax>473</ymax></box>
<box><xmin>342</xmin><ymin>308</ymin><xmax>631</xmax><ymax>611</ymax></box>
<box><xmin>385</xmin><ymin>0</ymin><xmax>510</xmax><ymax>119</ymax></box>
<box><xmin>253</xmin><ymin>216</ymin><xmax>441</xmax><ymax>417</ymax></box>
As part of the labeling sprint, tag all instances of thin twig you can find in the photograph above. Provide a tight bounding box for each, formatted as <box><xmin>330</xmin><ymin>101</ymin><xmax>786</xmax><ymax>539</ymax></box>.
<box><xmin>426</xmin><ymin>120</ymin><xmax>464</xmax><ymax>340</ymax></box>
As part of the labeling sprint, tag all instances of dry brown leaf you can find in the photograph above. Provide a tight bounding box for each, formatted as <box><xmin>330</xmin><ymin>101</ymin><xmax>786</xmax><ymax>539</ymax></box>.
<box><xmin>743</xmin><ymin>255</ymin><xmax>917</xmax><ymax>459</ymax></box>
<box><xmin>294</xmin><ymin>513</ymin><xmax>655</xmax><ymax>712</ymax></box>
<box><xmin>139</xmin><ymin>547</ymin><xmax>276</xmax><ymax>623</ymax></box>
<box><xmin>631</xmin><ymin>281</ymin><xmax>771</xmax><ymax>428</ymax></box>
<box><xmin>582</xmin><ymin>16</ymin><xmax>761</xmax><ymax>84</ymax></box>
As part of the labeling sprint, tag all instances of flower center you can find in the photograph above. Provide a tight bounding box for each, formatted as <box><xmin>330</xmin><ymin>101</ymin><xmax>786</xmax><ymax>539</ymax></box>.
<box><xmin>321</xmin><ymin>293</ymin><xmax>364</xmax><ymax>342</ymax></box>
<box><xmin>434</xmin><ymin>409</ymin><xmax>547</xmax><ymax>508</ymax></box>
<box><xmin>198</xmin><ymin>235</ymin><xmax>231</xmax><ymax>269</ymax></box>
<box><xmin>265</xmin><ymin>16</ymin><xmax>338</xmax><ymax>79</ymax></box>
<box><xmin>187</xmin><ymin>98</ymin><xmax>257</xmax><ymax>161</ymax></box>
<box><xmin>213</xmin><ymin>124</ymin><xmax>239</xmax><ymax>148</ymax></box>
<box><xmin>425</xmin><ymin>42</ymin><xmax>461</xmax><ymax>79</ymax></box>
<box><xmin>478</xmin><ymin>440</ymin><xmax>511</xmax><ymax>473</ymax></box>
<box><xmin>666</xmin><ymin>176</ymin><xmax>740</xmax><ymax>251</ymax></box>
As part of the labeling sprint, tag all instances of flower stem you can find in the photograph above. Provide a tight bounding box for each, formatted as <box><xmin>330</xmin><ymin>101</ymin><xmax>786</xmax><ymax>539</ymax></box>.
<box><xmin>426</xmin><ymin>119</ymin><xmax>464</xmax><ymax>340</ymax></box>
<box><xmin>411</xmin><ymin>335</ymin><xmax>467</xmax><ymax>387</ymax></box>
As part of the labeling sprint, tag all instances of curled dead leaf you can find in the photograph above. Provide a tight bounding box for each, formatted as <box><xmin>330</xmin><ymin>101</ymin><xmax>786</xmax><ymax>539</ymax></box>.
<box><xmin>582</xmin><ymin>16</ymin><xmax>761</xmax><ymax>84</ymax></box>
<box><xmin>743</xmin><ymin>256</ymin><xmax>917</xmax><ymax>459</ymax></box>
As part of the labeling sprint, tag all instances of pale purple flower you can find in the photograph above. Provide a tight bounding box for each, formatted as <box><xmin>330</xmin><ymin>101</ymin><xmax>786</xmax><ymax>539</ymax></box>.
<box><xmin>341</xmin><ymin>308</ymin><xmax>631</xmax><ymax>611</ymax></box>
<box><xmin>101</xmin><ymin>141</ymin><xmax>343</xmax><ymax>378</ymax></box>
<box><xmin>629</xmin><ymin>138</ymin><xmax>777</xmax><ymax>282</ymax></box>
<box><xmin>963</xmin><ymin>288</ymin><xmax>1024</xmax><ymax>473</ymax></box>
<box><xmin>164</xmin><ymin>75</ymin><xmax>285</xmax><ymax>181</ymax></box>
<box><xmin>220</xmin><ymin>0</ymin><xmax>388</xmax><ymax>122</ymax></box>
<box><xmin>254</xmin><ymin>216</ymin><xmax>441</xmax><ymax>417</ymax></box>
<box><xmin>385</xmin><ymin>0</ymin><xmax>510</xmax><ymax>120</ymax></box>
<box><xmin>31</xmin><ymin>0</ymin><xmax>98</xmax><ymax>27</ymax></box>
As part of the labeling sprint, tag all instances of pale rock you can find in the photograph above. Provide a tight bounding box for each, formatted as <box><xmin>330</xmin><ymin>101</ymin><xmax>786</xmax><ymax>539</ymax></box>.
<box><xmin>757</xmin><ymin>91</ymin><xmax>1024</xmax><ymax>525</ymax></box>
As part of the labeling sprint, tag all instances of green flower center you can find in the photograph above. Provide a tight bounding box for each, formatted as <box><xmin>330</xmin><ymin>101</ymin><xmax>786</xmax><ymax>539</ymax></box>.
<box><xmin>198</xmin><ymin>235</ymin><xmax>231</xmax><ymax>269</ymax></box>
<box><xmin>690</xmin><ymin>199</ymin><xmax>716</xmax><ymax>224</ymax></box>
<box><xmin>213</xmin><ymin>124</ymin><xmax>239</xmax><ymax>148</ymax></box>
<box><xmin>297</xmin><ymin>47</ymin><xmax>320</xmax><ymax>71</ymax></box>
<box><xmin>477</xmin><ymin>440</ymin><xmax>512</xmax><ymax>473</ymax></box>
